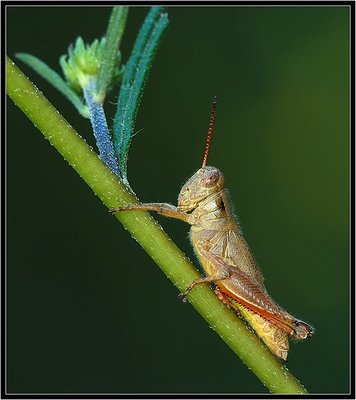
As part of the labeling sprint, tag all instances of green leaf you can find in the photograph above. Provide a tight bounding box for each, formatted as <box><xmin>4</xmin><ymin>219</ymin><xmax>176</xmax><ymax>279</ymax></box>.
<box><xmin>15</xmin><ymin>52</ymin><xmax>89</xmax><ymax>118</ymax></box>
<box><xmin>112</xmin><ymin>7</ymin><xmax>169</xmax><ymax>183</ymax></box>
<box><xmin>96</xmin><ymin>6</ymin><xmax>129</xmax><ymax>102</ymax></box>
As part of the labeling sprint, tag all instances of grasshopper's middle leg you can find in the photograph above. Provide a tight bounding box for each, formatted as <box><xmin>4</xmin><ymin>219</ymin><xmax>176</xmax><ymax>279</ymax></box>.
<box><xmin>110</xmin><ymin>203</ymin><xmax>191</xmax><ymax>223</ymax></box>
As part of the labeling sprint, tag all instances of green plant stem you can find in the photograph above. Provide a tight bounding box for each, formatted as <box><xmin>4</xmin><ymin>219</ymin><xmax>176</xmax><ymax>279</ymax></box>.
<box><xmin>6</xmin><ymin>57</ymin><xmax>308</xmax><ymax>394</ymax></box>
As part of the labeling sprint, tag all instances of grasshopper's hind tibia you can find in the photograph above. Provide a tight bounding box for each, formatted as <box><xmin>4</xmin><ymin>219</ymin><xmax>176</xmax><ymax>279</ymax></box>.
<box><xmin>214</xmin><ymin>288</ymin><xmax>241</xmax><ymax>317</ymax></box>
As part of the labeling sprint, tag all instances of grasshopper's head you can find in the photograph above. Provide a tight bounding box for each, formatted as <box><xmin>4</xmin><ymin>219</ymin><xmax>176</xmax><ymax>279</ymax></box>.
<box><xmin>178</xmin><ymin>166</ymin><xmax>225</xmax><ymax>212</ymax></box>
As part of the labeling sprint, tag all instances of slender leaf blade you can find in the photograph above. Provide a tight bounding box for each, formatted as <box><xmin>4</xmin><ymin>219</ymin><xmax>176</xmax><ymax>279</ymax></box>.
<box><xmin>96</xmin><ymin>6</ymin><xmax>128</xmax><ymax>101</ymax></box>
<box><xmin>113</xmin><ymin>7</ymin><xmax>169</xmax><ymax>181</ymax></box>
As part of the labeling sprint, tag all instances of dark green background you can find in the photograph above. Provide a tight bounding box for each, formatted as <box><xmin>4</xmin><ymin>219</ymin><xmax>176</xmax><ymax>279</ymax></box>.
<box><xmin>7</xmin><ymin>6</ymin><xmax>349</xmax><ymax>394</ymax></box>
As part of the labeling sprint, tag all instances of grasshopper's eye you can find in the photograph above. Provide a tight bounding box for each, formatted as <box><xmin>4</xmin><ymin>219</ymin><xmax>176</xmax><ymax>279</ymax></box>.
<box><xmin>201</xmin><ymin>169</ymin><xmax>220</xmax><ymax>188</ymax></box>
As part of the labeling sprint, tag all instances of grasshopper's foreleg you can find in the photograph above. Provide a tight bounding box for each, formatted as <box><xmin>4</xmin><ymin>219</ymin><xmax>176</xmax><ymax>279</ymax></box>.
<box><xmin>179</xmin><ymin>272</ymin><xmax>231</xmax><ymax>302</ymax></box>
<box><xmin>110</xmin><ymin>203</ymin><xmax>191</xmax><ymax>223</ymax></box>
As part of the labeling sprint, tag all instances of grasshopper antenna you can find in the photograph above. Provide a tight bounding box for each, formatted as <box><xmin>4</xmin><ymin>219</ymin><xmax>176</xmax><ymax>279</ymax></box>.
<box><xmin>202</xmin><ymin>96</ymin><xmax>218</xmax><ymax>168</ymax></box>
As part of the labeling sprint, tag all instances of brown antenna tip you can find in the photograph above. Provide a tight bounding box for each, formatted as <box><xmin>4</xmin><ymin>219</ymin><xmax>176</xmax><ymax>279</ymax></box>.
<box><xmin>202</xmin><ymin>96</ymin><xmax>218</xmax><ymax>168</ymax></box>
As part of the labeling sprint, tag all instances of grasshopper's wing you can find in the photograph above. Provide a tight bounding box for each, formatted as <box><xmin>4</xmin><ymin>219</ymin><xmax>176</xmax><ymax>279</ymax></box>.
<box><xmin>208</xmin><ymin>229</ymin><xmax>265</xmax><ymax>289</ymax></box>
<box><xmin>197</xmin><ymin>242</ymin><xmax>313</xmax><ymax>340</ymax></box>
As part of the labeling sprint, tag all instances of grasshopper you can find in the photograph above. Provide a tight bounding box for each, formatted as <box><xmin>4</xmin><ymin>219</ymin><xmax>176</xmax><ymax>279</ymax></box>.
<box><xmin>112</xmin><ymin>97</ymin><xmax>314</xmax><ymax>360</ymax></box>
